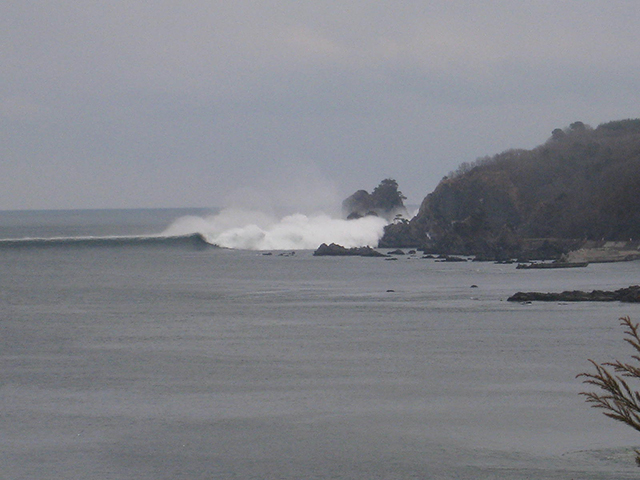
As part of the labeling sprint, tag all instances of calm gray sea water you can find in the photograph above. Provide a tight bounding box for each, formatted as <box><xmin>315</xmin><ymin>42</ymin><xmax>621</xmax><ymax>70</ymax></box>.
<box><xmin>2</xmin><ymin>209</ymin><xmax>640</xmax><ymax>479</ymax></box>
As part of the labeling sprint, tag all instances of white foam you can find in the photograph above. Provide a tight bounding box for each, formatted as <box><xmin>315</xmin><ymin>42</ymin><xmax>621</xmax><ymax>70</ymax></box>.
<box><xmin>162</xmin><ymin>208</ymin><xmax>388</xmax><ymax>250</ymax></box>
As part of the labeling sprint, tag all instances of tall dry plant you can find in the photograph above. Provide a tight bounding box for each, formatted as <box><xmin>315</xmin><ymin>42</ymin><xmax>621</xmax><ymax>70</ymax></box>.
<box><xmin>578</xmin><ymin>315</ymin><xmax>640</xmax><ymax>465</ymax></box>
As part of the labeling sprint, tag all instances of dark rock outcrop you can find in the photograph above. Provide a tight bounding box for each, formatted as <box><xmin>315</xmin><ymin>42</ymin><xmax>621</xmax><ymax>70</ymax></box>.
<box><xmin>342</xmin><ymin>190</ymin><xmax>374</xmax><ymax>219</ymax></box>
<box><xmin>343</xmin><ymin>178</ymin><xmax>408</xmax><ymax>222</ymax></box>
<box><xmin>508</xmin><ymin>285</ymin><xmax>640</xmax><ymax>303</ymax></box>
<box><xmin>313</xmin><ymin>243</ymin><xmax>386</xmax><ymax>257</ymax></box>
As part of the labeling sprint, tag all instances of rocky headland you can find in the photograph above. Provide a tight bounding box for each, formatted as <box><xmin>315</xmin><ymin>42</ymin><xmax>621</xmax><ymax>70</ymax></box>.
<box><xmin>370</xmin><ymin>119</ymin><xmax>640</xmax><ymax>261</ymax></box>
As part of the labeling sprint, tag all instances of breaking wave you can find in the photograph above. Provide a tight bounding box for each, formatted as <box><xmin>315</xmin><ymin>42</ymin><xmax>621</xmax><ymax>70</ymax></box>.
<box><xmin>0</xmin><ymin>233</ymin><xmax>211</xmax><ymax>249</ymax></box>
<box><xmin>0</xmin><ymin>209</ymin><xmax>392</xmax><ymax>251</ymax></box>
<box><xmin>162</xmin><ymin>208</ymin><xmax>389</xmax><ymax>250</ymax></box>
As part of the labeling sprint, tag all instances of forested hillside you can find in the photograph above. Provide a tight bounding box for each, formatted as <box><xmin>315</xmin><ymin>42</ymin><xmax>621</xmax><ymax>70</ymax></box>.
<box><xmin>381</xmin><ymin>119</ymin><xmax>640</xmax><ymax>258</ymax></box>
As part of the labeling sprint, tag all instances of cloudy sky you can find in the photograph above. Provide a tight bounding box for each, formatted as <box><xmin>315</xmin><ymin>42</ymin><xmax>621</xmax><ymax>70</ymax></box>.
<box><xmin>2</xmin><ymin>1</ymin><xmax>639</xmax><ymax>211</ymax></box>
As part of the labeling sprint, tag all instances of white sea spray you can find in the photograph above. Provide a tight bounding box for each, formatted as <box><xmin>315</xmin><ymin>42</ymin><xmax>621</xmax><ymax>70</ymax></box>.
<box><xmin>162</xmin><ymin>208</ymin><xmax>388</xmax><ymax>250</ymax></box>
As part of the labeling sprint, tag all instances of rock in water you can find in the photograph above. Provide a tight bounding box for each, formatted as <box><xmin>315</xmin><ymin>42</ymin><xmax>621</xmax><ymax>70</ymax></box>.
<box><xmin>508</xmin><ymin>286</ymin><xmax>640</xmax><ymax>302</ymax></box>
<box><xmin>313</xmin><ymin>243</ymin><xmax>386</xmax><ymax>257</ymax></box>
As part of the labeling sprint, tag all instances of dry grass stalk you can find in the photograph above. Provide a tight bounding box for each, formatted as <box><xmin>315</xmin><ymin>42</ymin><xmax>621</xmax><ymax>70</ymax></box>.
<box><xmin>578</xmin><ymin>316</ymin><xmax>640</xmax><ymax>465</ymax></box>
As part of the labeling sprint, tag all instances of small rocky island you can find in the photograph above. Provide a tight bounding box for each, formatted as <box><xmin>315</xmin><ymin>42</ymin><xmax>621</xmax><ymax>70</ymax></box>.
<box><xmin>342</xmin><ymin>178</ymin><xmax>409</xmax><ymax>222</ymax></box>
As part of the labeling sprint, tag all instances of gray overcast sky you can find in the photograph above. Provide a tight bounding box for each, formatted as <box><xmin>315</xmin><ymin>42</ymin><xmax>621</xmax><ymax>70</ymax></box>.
<box><xmin>2</xmin><ymin>1</ymin><xmax>640</xmax><ymax>210</ymax></box>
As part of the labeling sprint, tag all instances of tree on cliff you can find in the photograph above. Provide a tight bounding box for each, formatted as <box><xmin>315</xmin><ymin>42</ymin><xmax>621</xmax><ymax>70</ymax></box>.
<box><xmin>371</xmin><ymin>178</ymin><xmax>406</xmax><ymax>212</ymax></box>
<box><xmin>578</xmin><ymin>316</ymin><xmax>640</xmax><ymax>466</ymax></box>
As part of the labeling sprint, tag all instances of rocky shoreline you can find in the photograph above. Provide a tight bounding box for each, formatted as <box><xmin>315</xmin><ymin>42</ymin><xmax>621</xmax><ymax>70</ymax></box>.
<box><xmin>313</xmin><ymin>243</ymin><xmax>387</xmax><ymax>257</ymax></box>
<box><xmin>508</xmin><ymin>286</ymin><xmax>640</xmax><ymax>303</ymax></box>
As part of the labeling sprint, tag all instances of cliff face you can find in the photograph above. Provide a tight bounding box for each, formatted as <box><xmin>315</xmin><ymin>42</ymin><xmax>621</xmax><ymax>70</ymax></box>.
<box><xmin>381</xmin><ymin>119</ymin><xmax>640</xmax><ymax>258</ymax></box>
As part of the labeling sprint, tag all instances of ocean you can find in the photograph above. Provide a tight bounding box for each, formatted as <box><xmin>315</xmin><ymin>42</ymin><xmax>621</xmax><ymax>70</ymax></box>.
<box><xmin>2</xmin><ymin>208</ymin><xmax>640</xmax><ymax>479</ymax></box>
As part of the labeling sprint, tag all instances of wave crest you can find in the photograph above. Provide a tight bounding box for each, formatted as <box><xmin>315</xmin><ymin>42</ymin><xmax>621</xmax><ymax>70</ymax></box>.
<box><xmin>0</xmin><ymin>233</ymin><xmax>210</xmax><ymax>249</ymax></box>
<box><xmin>162</xmin><ymin>208</ymin><xmax>388</xmax><ymax>250</ymax></box>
